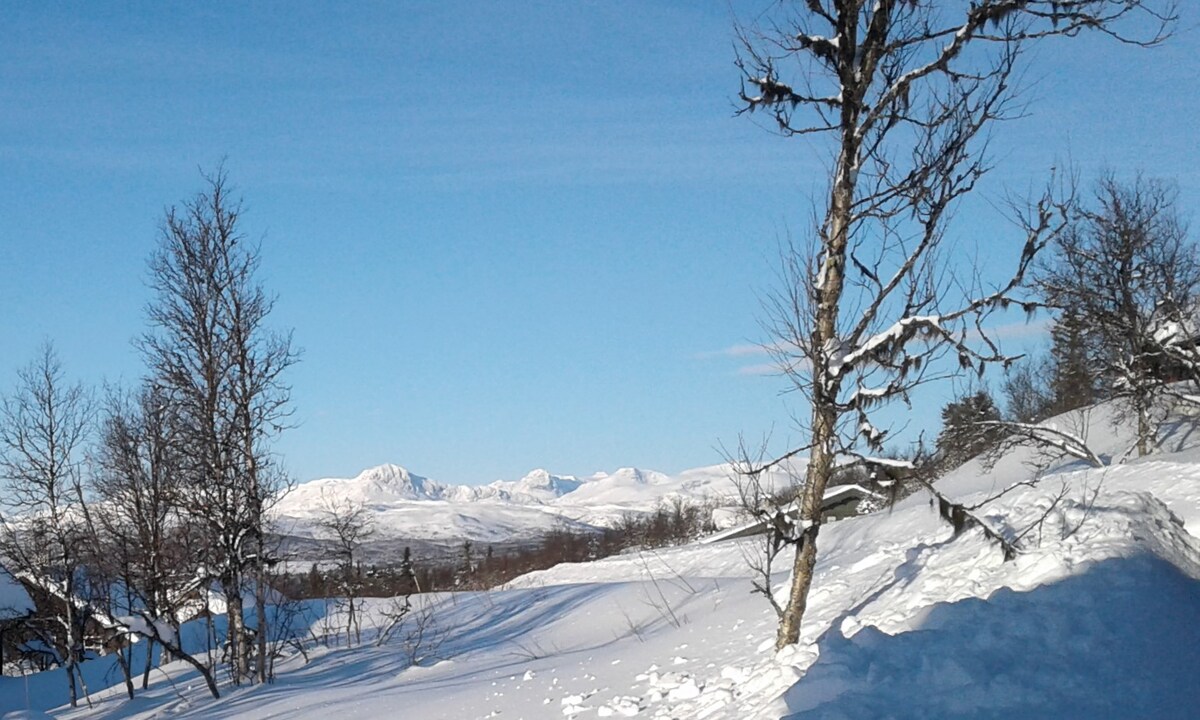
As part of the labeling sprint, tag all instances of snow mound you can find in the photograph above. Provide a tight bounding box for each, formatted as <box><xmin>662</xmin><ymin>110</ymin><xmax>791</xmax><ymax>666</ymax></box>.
<box><xmin>779</xmin><ymin>551</ymin><xmax>1200</xmax><ymax>719</ymax></box>
<box><xmin>758</xmin><ymin>413</ymin><xmax>1200</xmax><ymax>719</ymax></box>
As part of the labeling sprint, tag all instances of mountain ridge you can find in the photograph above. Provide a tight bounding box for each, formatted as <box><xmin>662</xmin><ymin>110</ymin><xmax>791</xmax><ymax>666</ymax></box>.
<box><xmin>271</xmin><ymin>460</ymin><xmax>806</xmax><ymax>551</ymax></box>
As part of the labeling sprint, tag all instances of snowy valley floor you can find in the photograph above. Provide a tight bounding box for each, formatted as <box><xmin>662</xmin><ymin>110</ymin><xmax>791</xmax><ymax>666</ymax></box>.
<box><xmin>8</xmin><ymin>406</ymin><xmax>1200</xmax><ymax>719</ymax></box>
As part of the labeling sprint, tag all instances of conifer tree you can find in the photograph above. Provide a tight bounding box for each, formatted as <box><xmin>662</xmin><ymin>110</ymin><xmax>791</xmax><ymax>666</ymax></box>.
<box><xmin>1047</xmin><ymin>309</ymin><xmax>1101</xmax><ymax>415</ymax></box>
<box><xmin>935</xmin><ymin>389</ymin><xmax>1004</xmax><ymax>471</ymax></box>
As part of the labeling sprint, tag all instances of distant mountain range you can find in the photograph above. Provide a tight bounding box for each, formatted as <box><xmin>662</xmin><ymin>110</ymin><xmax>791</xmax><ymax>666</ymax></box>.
<box><xmin>271</xmin><ymin>461</ymin><xmax>805</xmax><ymax>562</ymax></box>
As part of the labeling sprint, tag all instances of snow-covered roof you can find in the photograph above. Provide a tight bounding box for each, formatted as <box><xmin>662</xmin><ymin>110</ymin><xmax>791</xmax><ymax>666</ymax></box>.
<box><xmin>701</xmin><ymin>484</ymin><xmax>881</xmax><ymax>545</ymax></box>
<box><xmin>1151</xmin><ymin>302</ymin><xmax>1200</xmax><ymax>347</ymax></box>
<box><xmin>0</xmin><ymin>564</ymin><xmax>35</xmax><ymax>621</ymax></box>
<box><xmin>13</xmin><ymin>569</ymin><xmax>128</xmax><ymax>631</ymax></box>
<box><xmin>173</xmin><ymin>578</ymin><xmax>287</xmax><ymax>623</ymax></box>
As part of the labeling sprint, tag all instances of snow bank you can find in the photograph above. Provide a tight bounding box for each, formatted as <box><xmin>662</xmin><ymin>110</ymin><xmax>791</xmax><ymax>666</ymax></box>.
<box><xmin>769</xmin><ymin>488</ymin><xmax>1200</xmax><ymax>718</ymax></box>
<box><xmin>779</xmin><ymin>552</ymin><xmax>1200</xmax><ymax>719</ymax></box>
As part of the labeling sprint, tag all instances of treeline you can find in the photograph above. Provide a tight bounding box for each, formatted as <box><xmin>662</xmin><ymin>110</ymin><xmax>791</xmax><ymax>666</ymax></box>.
<box><xmin>282</xmin><ymin>497</ymin><xmax>719</xmax><ymax>599</ymax></box>
<box><xmin>935</xmin><ymin>174</ymin><xmax>1200</xmax><ymax>470</ymax></box>
<box><xmin>0</xmin><ymin>169</ymin><xmax>294</xmax><ymax>702</ymax></box>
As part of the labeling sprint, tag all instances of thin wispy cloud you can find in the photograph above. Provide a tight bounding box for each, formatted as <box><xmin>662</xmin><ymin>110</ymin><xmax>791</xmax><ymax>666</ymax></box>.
<box><xmin>736</xmin><ymin>362</ymin><xmax>784</xmax><ymax>377</ymax></box>
<box><xmin>696</xmin><ymin>340</ymin><xmax>809</xmax><ymax>377</ymax></box>
<box><xmin>694</xmin><ymin>342</ymin><xmax>770</xmax><ymax>360</ymax></box>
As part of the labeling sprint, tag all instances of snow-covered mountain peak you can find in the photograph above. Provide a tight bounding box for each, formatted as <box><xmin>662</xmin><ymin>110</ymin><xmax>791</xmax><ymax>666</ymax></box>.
<box><xmin>520</xmin><ymin>468</ymin><xmax>555</xmax><ymax>484</ymax></box>
<box><xmin>273</xmin><ymin>463</ymin><xmax>449</xmax><ymax>516</ymax></box>
<box><xmin>521</xmin><ymin>468</ymin><xmax>581</xmax><ymax>489</ymax></box>
<box><xmin>352</xmin><ymin>463</ymin><xmax>442</xmax><ymax>501</ymax></box>
<box><xmin>605</xmin><ymin>467</ymin><xmax>670</xmax><ymax>485</ymax></box>
<box><xmin>487</xmin><ymin>468</ymin><xmax>584</xmax><ymax>503</ymax></box>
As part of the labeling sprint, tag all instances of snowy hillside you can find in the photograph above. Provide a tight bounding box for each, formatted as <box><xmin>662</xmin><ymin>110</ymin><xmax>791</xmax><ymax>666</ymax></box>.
<box><xmin>10</xmin><ymin>399</ymin><xmax>1197</xmax><ymax>719</ymax></box>
<box><xmin>272</xmin><ymin>461</ymin><xmax>804</xmax><ymax>553</ymax></box>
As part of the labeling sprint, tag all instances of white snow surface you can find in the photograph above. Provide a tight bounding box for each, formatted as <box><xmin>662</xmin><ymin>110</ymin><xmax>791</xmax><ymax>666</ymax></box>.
<box><xmin>11</xmin><ymin>400</ymin><xmax>1200</xmax><ymax>719</ymax></box>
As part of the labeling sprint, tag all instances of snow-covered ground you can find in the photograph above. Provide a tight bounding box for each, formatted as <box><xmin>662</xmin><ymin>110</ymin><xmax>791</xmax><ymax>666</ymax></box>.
<box><xmin>8</xmin><ymin>401</ymin><xmax>1200</xmax><ymax>719</ymax></box>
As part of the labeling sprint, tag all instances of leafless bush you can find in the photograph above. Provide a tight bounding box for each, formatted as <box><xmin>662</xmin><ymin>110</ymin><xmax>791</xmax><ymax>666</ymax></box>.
<box><xmin>376</xmin><ymin>595</ymin><xmax>445</xmax><ymax>667</ymax></box>
<box><xmin>507</xmin><ymin>637</ymin><xmax>557</xmax><ymax>662</ymax></box>
<box><xmin>314</xmin><ymin>492</ymin><xmax>375</xmax><ymax>646</ymax></box>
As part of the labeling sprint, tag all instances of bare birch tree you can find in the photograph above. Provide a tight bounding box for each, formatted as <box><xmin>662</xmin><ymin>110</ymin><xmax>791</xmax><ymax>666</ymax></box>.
<box><xmin>315</xmin><ymin>492</ymin><xmax>375</xmax><ymax>646</ymax></box>
<box><xmin>0</xmin><ymin>343</ymin><xmax>94</xmax><ymax>705</ymax></box>
<box><xmin>140</xmin><ymin>167</ymin><xmax>297</xmax><ymax>684</ymax></box>
<box><xmin>92</xmin><ymin>383</ymin><xmax>195</xmax><ymax>688</ymax></box>
<box><xmin>1037</xmin><ymin>173</ymin><xmax>1199</xmax><ymax>455</ymax></box>
<box><xmin>734</xmin><ymin>0</ymin><xmax>1175</xmax><ymax>649</ymax></box>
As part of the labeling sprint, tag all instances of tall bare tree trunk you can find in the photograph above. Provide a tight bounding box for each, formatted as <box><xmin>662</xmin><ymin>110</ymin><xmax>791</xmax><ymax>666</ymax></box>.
<box><xmin>224</xmin><ymin>577</ymin><xmax>248</xmax><ymax>684</ymax></box>
<box><xmin>114</xmin><ymin>645</ymin><xmax>135</xmax><ymax>700</ymax></box>
<box><xmin>776</xmin><ymin>77</ymin><xmax>859</xmax><ymax>647</ymax></box>
<box><xmin>64</xmin><ymin>578</ymin><xmax>80</xmax><ymax>707</ymax></box>
<box><xmin>256</xmin><ymin>543</ymin><xmax>268</xmax><ymax>683</ymax></box>
<box><xmin>141</xmin><ymin>639</ymin><xmax>155</xmax><ymax>689</ymax></box>
<box><xmin>736</xmin><ymin>0</ymin><xmax>1173</xmax><ymax>652</ymax></box>
<box><xmin>65</xmin><ymin>646</ymin><xmax>78</xmax><ymax>708</ymax></box>
<box><xmin>1137</xmin><ymin>401</ymin><xmax>1152</xmax><ymax>456</ymax></box>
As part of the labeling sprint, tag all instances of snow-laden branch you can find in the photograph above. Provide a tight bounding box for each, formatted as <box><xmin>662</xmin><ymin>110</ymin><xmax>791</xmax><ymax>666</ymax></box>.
<box><xmin>977</xmin><ymin>420</ymin><xmax>1107</xmax><ymax>468</ymax></box>
<box><xmin>733</xmin><ymin>0</ymin><xmax>1175</xmax><ymax>651</ymax></box>
<box><xmin>830</xmin><ymin>315</ymin><xmax>942</xmax><ymax>378</ymax></box>
<box><xmin>914</xmin><ymin>476</ymin><xmax>1020</xmax><ymax>561</ymax></box>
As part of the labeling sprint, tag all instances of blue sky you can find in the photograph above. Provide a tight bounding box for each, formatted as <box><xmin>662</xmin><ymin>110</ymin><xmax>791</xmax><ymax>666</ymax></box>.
<box><xmin>2</xmin><ymin>2</ymin><xmax>1197</xmax><ymax>485</ymax></box>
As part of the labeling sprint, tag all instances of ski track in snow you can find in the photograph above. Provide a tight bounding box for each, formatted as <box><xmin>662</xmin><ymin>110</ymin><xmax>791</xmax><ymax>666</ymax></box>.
<box><xmin>8</xmin><ymin>401</ymin><xmax>1200</xmax><ymax>719</ymax></box>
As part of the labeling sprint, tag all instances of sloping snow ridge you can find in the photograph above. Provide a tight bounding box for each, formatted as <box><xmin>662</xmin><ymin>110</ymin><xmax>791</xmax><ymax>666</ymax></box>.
<box><xmin>14</xmin><ymin>400</ymin><xmax>1200</xmax><ymax>719</ymax></box>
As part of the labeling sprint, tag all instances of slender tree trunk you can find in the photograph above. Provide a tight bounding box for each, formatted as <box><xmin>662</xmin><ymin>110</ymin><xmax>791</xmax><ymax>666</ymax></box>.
<box><xmin>255</xmin><ymin>551</ymin><xmax>268</xmax><ymax>684</ymax></box>
<box><xmin>64</xmin><ymin>598</ymin><xmax>79</xmax><ymax>707</ymax></box>
<box><xmin>1137</xmin><ymin>399</ymin><xmax>1152</xmax><ymax>456</ymax></box>
<box><xmin>131</xmin><ymin>617</ymin><xmax>221</xmax><ymax>699</ymax></box>
<box><xmin>159</xmin><ymin>635</ymin><xmax>221</xmax><ymax>699</ymax></box>
<box><xmin>777</xmin><ymin>406</ymin><xmax>837</xmax><ymax>648</ymax></box>
<box><xmin>114</xmin><ymin>644</ymin><xmax>135</xmax><ymax>699</ymax></box>
<box><xmin>775</xmin><ymin>72</ymin><xmax>859</xmax><ymax>647</ymax></box>
<box><xmin>141</xmin><ymin>638</ymin><xmax>155</xmax><ymax>689</ymax></box>
<box><xmin>224</xmin><ymin>577</ymin><xmax>248</xmax><ymax>684</ymax></box>
<box><xmin>66</xmin><ymin>651</ymin><xmax>78</xmax><ymax>708</ymax></box>
<box><xmin>185</xmin><ymin>651</ymin><xmax>222</xmax><ymax>699</ymax></box>
<box><xmin>205</xmin><ymin>607</ymin><xmax>216</xmax><ymax>670</ymax></box>
<box><xmin>75</xmin><ymin>635</ymin><xmax>92</xmax><ymax>708</ymax></box>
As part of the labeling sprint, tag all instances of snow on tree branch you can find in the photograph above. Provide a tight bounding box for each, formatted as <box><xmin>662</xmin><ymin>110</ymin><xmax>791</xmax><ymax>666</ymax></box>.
<box><xmin>979</xmin><ymin>420</ymin><xmax>1107</xmax><ymax>468</ymax></box>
